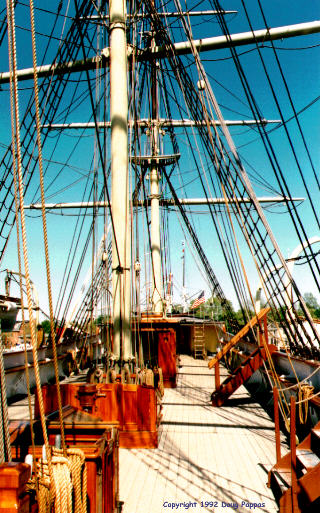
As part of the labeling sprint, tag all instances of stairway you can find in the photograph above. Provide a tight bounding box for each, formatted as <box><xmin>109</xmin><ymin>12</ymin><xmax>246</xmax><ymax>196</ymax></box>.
<box><xmin>193</xmin><ymin>323</ymin><xmax>206</xmax><ymax>359</ymax></box>
<box><xmin>269</xmin><ymin>421</ymin><xmax>320</xmax><ymax>512</ymax></box>
<box><xmin>208</xmin><ymin>306</ymin><xmax>270</xmax><ymax>370</ymax></box>
<box><xmin>211</xmin><ymin>344</ymin><xmax>276</xmax><ymax>406</ymax></box>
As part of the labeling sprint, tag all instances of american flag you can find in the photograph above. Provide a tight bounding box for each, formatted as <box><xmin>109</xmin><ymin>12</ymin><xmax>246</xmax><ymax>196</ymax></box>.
<box><xmin>190</xmin><ymin>290</ymin><xmax>205</xmax><ymax>309</ymax></box>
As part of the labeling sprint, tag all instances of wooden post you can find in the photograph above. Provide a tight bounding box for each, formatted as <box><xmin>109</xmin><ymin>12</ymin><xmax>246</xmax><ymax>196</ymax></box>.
<box><xmin>0</xmin><ymin>463</ymin><xmax>31</xmax><ymax>513</ymax></box>
<box><xmin>110</xmin><ymin>0</ymin><xmax>131</xmax><ymax>361</ymax></box>
<box><xmin>214</xmin><ymin>361</ymin><xmax>220</xmax><ymax>390</ymax></box>
<box><xmin>290</xmin><ymin>395</ymin><xmax>299</xmax><ymax>512</ymax></box>
<box><xmin>273</xmin><ymin>387</ymin><xmax>281</xmax><ymax>463</ymax></box>
<box><xmin>208</xmin><ymin>307</ymin><xmax>270</xmax><ymax>369</ymax></box>
<box><xmin>263</xmin><ymin>313</ymin><xmax>269</xmax><ymax>344</ymax></box>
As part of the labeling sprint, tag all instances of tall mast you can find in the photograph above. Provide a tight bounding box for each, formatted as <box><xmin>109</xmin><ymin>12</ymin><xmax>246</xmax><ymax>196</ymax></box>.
<box><xmin>109</xmin><ymin>0</ymin><xmax>131</xmax><ymax>361</ymax></box>
<box><xmin>150</xmin><ymin>19</ymin><xmax>163</xmax><ymax>314</ymax></box>
<box><xmin>181</xmin><ymin>241</ymin><xmax>188</xmax><ymax>313</ymax></box>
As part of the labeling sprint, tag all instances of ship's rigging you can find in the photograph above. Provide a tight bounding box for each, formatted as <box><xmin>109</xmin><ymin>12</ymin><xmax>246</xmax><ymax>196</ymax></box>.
<box><xmin>1</xmin><ymin>2</ymin><xmax>320</xmax><ymax>512</ymax></box>
<box><xmin>0</xmin><ymin>0</ymin><xmax>320</xmax><ymax>361</ymax></box>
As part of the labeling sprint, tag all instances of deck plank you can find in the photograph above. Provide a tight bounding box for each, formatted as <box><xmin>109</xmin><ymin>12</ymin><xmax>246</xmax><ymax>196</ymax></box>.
<box><xmin>119</xmin><ymin>355</ymin><xmax>284</xmax><ymax>512</ymax></box>
<box><xmin>7</xmin><ymin>357</ymin><xmax>283</xmax><ymax>512</ymax></box>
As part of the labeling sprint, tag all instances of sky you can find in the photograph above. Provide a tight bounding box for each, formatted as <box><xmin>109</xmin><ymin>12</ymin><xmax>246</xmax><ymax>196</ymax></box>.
<box><xmin>0</xmin><ymin>0</ymin><xmax>320</xmax><ymax>321</ymax></box>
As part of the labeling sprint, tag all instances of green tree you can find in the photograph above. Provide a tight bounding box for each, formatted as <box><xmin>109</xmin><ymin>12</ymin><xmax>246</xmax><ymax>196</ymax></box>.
<box><xmin>302</xmin><ymin>292</ymin><xmax>320</xmax><ymax>319</ymax></box>
<box><xmin>172</xmin><ymin>303</ymin><xmax>183</xmax><ymax>314</ymax></box>
<box><xmin>41</xmin><ymin>320</ymin><xmax>51</xmax><ymax>333</ymax></box>
<box><xmin>303</xmin><ymin>292</ymin><xmax>319</xmax><ymax>311</ymax></box>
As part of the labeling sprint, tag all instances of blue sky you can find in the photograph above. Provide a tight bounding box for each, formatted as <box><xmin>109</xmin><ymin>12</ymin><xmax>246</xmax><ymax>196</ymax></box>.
<box><xmin>0</xmin><ymin>0</ymin><xmax>320</xmax><ymax>319</ymax></box>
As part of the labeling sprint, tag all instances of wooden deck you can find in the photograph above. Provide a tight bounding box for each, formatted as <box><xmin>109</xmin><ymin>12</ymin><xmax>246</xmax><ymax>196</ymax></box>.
<box><xmin>7</xmin><ymin>356</ymin><xmax>286</xmax><ymax>512</ymax></box>
<box><xmin>119</xmin><ymin>355</ymin><xmax>285</xmax><ymax>513</ymax></box>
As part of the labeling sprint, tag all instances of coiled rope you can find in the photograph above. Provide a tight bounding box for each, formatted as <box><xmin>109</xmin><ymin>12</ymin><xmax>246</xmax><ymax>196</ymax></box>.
<box><xmin>29</xmin><ymin>447</ymin><xmax>87</xmax><ymax>513</ymax></box>
<box><xmin>297</xmin><ymin>384</ymin><xmax>315</xmax><ymax>424</ymax></box>
<box><xmin>66</xmin><ymin>448</ymin><xmax>87</xmax><ymax>513</ymax></box>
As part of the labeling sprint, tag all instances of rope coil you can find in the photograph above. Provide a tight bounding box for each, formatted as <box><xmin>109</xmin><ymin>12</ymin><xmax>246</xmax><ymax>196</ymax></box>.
<box><xmin>28</xmin><ymin>447</ymin><xmax>87</xmax><ymax>513</ymax></box>
<box><xmin>298</xmin><ymin>384</ymin><xmax>314</xmax><ymax>424</ymax></box>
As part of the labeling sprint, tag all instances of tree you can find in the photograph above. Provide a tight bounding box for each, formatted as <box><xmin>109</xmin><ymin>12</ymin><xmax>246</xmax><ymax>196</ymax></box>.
<box><xmin>302</xmin><ymin>292</ymin><xmax>320</xmax><ymax>319</ymax></box>
<box><xmin>171</xmin><ymin>303</ymin><xmax>183</xmax><ymax>314</ymax></box>
<box><xmin>303</xmin><ymin>292</ymin><xmax>319</xmax><ymax>311</ymax></box>
<box><xmin>41</xmin><ymin>320</ymin><xmax>51</xmax><ymax>334</ymax></box>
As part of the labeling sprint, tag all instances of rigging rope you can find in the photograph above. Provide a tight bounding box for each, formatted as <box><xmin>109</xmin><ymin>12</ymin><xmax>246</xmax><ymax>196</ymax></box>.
<box><xmin>145</xmin><ymin>0</ymin><xmax>320</xmax><ymax>358</ymax></box>
<box><xmin>0</xmin><ymin>0</ymin><xmax>98</xmax><ymax>263</ymax></box>
<box><xmin>7</xmin><ymin>2</ymin><xmax>38</xmax><ymax>478</ymax></box>
<box><xmin>6</xmin><ymin>0</ymin><xmax>55</xmax><ymax>496</ymax></box>
<box><xmin>210</xmin><ymin>0</ymin><xmax>320</xmax><ymax>301</ymax></box>
<box><xmin>29</xmin><ymin>0</ymin><xmax>67</xmax><ymax>456</ymax></box>
<box><xmin>0</xmin><ymin>337</ymin><xmax>11</xmax><ymax>462</ymax></box>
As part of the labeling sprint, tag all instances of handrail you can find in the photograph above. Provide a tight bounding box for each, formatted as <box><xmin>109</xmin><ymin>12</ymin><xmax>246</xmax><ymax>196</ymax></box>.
<box><xmin>208</xmin><ymin>307</ymin><xmax>270</xmax><ymax>369</ymax></box>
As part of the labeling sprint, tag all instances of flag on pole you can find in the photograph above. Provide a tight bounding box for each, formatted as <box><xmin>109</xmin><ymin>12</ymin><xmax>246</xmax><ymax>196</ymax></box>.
<box><xmin>191</xmin><ymin>290</ymin><xmax>205</xmax><ymax>309</ymax></box>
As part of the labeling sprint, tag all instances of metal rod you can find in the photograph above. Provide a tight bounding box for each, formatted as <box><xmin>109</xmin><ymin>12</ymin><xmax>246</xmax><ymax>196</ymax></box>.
<box><xmin>0</xmin><ymin>56</ymin><xmax>102</xmax><ymax>83</ymax></box>
<box><xmin>24</xmin><ymin>196</ymin><xmax>305</xmax><ymax>210</ymax></box>
<box><xmin>154</xmin><ymin>20</ymin><xmax>320</xmax><ymax>57</ymax></box>
<box><xmin>41</xmin><ymin>119</ymin><xmax>281</xmax><ymax>130</ymax></box>
<box><xmin>1</xmin><ymin>20</ymin><xmax>320</xmax><ymax>83</ymax></box>
<box><xmin>82</xmin><ymin>11</ymin><xmax>238</xmax><ymax>20</ymax></box>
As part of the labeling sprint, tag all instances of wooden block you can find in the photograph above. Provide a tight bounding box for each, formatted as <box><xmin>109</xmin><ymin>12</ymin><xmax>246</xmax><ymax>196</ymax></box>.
<box><xmin>0</xmin><ymin>463</ymin><xmax>31</xmax><ymax>513</ymax></box>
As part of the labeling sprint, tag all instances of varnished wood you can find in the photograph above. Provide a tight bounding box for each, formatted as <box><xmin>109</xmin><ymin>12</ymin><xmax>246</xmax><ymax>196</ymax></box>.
<box><xmin>211</xmin><ymin>344</ymin><xmax>277</xmax><ymax>406</ymax></box>
<box><xmin>269</xmin><ymin>410</ymin><xmax>320</xmax><ymax>511</ymax></box>
<box><xmin>214</xmin><ymin>360</ymin><xmax>220</xmax><ymax>389</ymax></box>
<box><xmin>28</xmin><ymin>427</ymin><xmax>119</xmax><ymax>513</ymax></box>
<box><xmin>35</xmin><ymin>382</ymin><xmax>159</xmax><ymax>448</ymax></box>
<box><xmin>158</xmin><ymin>329</ymin><xmax>177</xmax><ymax>387</ymax></box>
<box><xmin>208</xmin><ymin>306</ymin><xmax>271</xmax><ymax>369</ymax></box>
<box><xmin>273</xmin><ymin>386</ymin><xmax>281</xmax><ymax>463</ymax></box>
<box><xmin>0</xmin><ymin>463</ymin><xmax>31</xmax><ymax>513</ymax></box>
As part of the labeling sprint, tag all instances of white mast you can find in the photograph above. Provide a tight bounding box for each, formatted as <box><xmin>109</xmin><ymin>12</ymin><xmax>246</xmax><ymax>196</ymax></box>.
<box><xmin>181</xmin><ymin>241</ymin><xmax>188</xmax><ymax>313</ymax></box>
<box><xmin>109</xmin><ymin>0</ymin><xmax>131</xmax><ymax>361</ymax></box>
<box><xmin>150</xmin><ymin>23</ymin><xmax>163</xmax><ymax>314</ymax></box>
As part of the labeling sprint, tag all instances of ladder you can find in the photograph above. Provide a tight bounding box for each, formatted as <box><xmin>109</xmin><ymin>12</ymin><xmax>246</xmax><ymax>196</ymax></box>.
<box><xmin>208</xmin><ymin>306</ymin><xmax>270</xmax><ymax>369</ymax></box>
<box><xmin>193</xmin><ymin>323</ymin><xmax>206</xmax><ymax>359</ymax></box>
<box><xmin>209</xmin><ymin>307</ymin><xmax>273</xmax><ymax>406</ymax></box>
<box><xmin>211</xmin><ymin>344</ymin><xmax>276</xmax><ymax>406</ymax></box>
<box><xmin>269</xmin><ymin>419</ymin><xmax>320</xmax><ymax>512</ymax></box>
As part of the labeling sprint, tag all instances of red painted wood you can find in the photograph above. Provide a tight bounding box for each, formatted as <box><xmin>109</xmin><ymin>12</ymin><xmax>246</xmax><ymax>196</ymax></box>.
<box><xmin>214</xmin><ymin>361</ymin><xmax>220</xmax><ymax>390</ymax></box>
<box><xmin>297</xmin><ymin>463</ymin><xmax>320</xmax><ymax>505</ymax></box>
<box><xmin>28</xmin><ymin>432</ymin><xmax>118</xmax><ymax>513</ymax></box>
<box><xmin>137</xmin><ymin>385</ymin><xmax>156</xmax><ymax>431</ymax></box>
<box><xmin>208</xmin><ymin>307</ymin><xmax>270</xmax><ymax>369</ymax></box>
<box><xmin>273</xmin><ymin>387</ymin><xmax>281</xmax><ymax>463</ymax></box>
<box><xmin>35</xmin><ymin>382</ymin><xmax>158</xmax><ymax>448</ymax></box>
<box><xmin>211</xmin><ymin>345</ymin><xmax>277</xmax><ymax>406</ymax></box>
<box><xmin>158</xmin><ymin>329</ymin><xmax>176</xmax><ymax>386</ymax></box>
<box><xmin>269</xmin><ymin>416</ymin><xmax>320</xmax><ymax>511</ymax></box>
<box><xmin>0</xmin><ymin>463</ymin><xmax>31</xmax><ymax>513</ymax></box>
<box><xmin>290</xmin><ymin>396</ymin><xmax>299</xmax><ymax>511</ymax></box>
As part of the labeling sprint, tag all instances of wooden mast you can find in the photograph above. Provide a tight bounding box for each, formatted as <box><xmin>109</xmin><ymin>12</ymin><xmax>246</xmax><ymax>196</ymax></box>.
<box><xmin>150</xmin><ymin>15</ymin><xmax>163</xmax><ymax>314</ymax></box>
<box><xmin>2</xmin><ymin>20</ymin><xmax>320</xmax><ymax>83</ymax></box>
<box><xmin>109</xmin><ymin>0</ymin><xmax>131</xmax><ymax>362</ymax></box>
